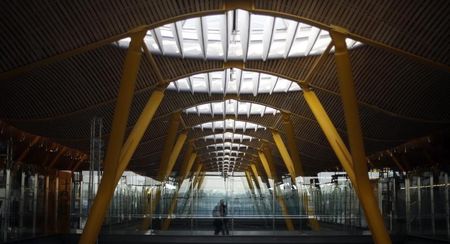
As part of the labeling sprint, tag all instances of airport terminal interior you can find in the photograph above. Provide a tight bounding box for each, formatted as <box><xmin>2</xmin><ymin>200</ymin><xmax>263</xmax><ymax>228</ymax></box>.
<box><xmin>0</xmin><ymin>0</ymin><xmax>449</xmax><ymax>243</ymax></box>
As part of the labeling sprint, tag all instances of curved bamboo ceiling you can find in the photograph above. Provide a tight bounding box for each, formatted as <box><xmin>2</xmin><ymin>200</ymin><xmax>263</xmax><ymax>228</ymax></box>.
<box><xmin>0</xmin><ymin>0</ymin><xmax>449</xmax><ymax>178</ymax></box>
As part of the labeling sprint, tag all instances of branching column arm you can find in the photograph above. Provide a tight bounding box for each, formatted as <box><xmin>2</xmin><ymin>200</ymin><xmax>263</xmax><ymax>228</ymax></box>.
<box><xmin>330</xmin><ymin>26</ymin><xmax>391</xmax><ymax>244</ymax></box>
<box><xmin>79</xmin><ymin>29</ymin><xmax>148</xmax><ymax>244</ymax></box>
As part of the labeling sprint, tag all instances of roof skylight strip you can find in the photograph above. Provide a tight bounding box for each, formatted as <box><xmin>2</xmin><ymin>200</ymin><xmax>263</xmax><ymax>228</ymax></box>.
<box><xmin>116</xmin><ymin>10</ymin><xmax>363</xmax><ymax>60</ymax></box>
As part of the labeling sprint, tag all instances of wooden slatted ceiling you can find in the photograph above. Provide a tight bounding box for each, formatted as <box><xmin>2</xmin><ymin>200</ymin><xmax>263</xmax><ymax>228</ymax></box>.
<box><xmin>0</xmin><ymin>0</ymin><xmax>449</xmax><ymax>73</ymax></box>
<box><xmin>2</xmin><ymin>46</ymin><xmax>448</xmax><ymax>124</ymax></box>
<box><xmin>255</xmin><ymin>0</ymin><xmax>450</xmax><ymax>65</ymax></box>
<box><xmin>0</xmin><ymin>0</ymin><xmax>224</xmax><ymax>72</ymax></box>
<box><xmin>4</xmin><ymin>77</ymin><xmax>449</xmax><ymax>176</ymax></box>
<box><xmin>1</xmin><ymin>0</ymin><xmax>449</xmax><ymax>176</ymax></box>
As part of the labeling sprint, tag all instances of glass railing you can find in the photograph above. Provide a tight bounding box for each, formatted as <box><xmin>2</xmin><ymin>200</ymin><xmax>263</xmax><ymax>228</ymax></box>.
<box><xmin>1</xmin><ymin>169</ymin><xmax>449</xmax><ymax>241</ymax></box>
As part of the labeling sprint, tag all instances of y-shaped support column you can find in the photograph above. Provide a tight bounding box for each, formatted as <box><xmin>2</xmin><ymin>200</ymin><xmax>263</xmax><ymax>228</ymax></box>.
<box><xmin>271</xmin><ymin>129</ymin><xmax>320</xmax><ymax>230</ymax></box>
<box><xmin>258</xmin><ymin>147</ymin><xmax>294</xmax><ymax>231</ymax></box>
<box><xmin>330</xmin><ymin>26</ymin><xmax>390</xmax><ymax>244</ymax></box>
<box><xmin>79</xmin><ymin>28</ymin><xmax>152</xmax><ymax>244</ymax></box>
<box><xmin>161</xmin><ymin>151</ymin><xmax>197</xmax><ymax>230</ymax></box>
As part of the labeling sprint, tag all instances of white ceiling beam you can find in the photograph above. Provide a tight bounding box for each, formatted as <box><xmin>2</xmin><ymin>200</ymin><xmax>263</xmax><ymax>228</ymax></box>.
<box><xmin>236</xmin><ymin>68</ymin><xmax>243</xmax><ymax>96</ymax></box>
<box><xmin>210</xmin><ymin>103</ymin><xmax>214</xmax><ymax>118</ymax></box>
<box><xmin>284</xmin><ymin>22</ymin><xmax>299</xmax><ymax>59</ymax></box>
<box><xmin>240</xmin><ymin>11</ymin><xmax>251</xmax><ymax>62</ymax></box>
<box><xmin>285</xmin><ymin>81</ymin><xmax>293</xmax><ymax>92</ymax></box>
<box><xmin>206</xmin><ymin>73</ymin><xmax>211</xmax><ymax>96</ymax></box>
<box><xmin>187</xmin><ymin>76</ymin><xmax>194</xmax><ymax>94</ymax></box>
<box><xmin>270</xmin><ymin>77</ymin><xmax>279</xmax><ymax>95</ymax></box>
<box><xmin>221</xmin><ymin>13</ymin><xmax>229</xmax><ymax>62</ymax></box>
<box><xmin>223</xmin><ymin>69</ymin><xmax>229</xmax><ymax>97</ymax></box>
<box><xmin>198</xmin><ymin>17</ymin><xmax>208</xmax><ymax>60</ymax></box>
<box><xmin>305</xmin><ymin>28</ymin><xmax>321</xmax><ymax>56</ymax></box>
<box><xmin>262</xmin><ymin>16</ymin><xmax>275</xmax><ymax>61</ymax></box>
<box><xmin>196</xmin><ymin>106</ymin><xmax>200</xmax><ymax>116</ymax></box>
<box><xmin>151</xmin><ymin>29</ymin><xmax>165</xmax><ymax>55</ymax></box>
<box><xmin>253</xmin><ymin>73</ymin><xmax>260</xmax><ymax>96</ymax></box>
<box><xmin>172</xmin><ymin>22</ymin><xmax>184</xmax><ymax>58</ymax></box>
<box><xmin>234</xmin><ymin>99</ymin><xmax>238</xmax><ymax>118</ymax></box>
<box><xmin>173</xmin><ymin>80</ymin><xmax>180</xmax><ymax>92</ymax></box>
<box><xmin>223</xmin><ymin>100</ymin><xmax>226</xmax><ymax>118</ymax></box>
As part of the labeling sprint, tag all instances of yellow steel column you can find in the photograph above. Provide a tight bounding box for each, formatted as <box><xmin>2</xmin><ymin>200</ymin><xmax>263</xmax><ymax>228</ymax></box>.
<box><xmin>161</xmin><ymin>151</ymin><xmax>197</xmax><ymax>230</ymax></box>
<box><xmin>246</xmin><ymin>169</ymin><xmax>267</xmax><ymax>216</ymax></box>
<box><xmin>163</xmin><ymin>131</ymin><xmax>188</xmax><ymax>180</ymax></box>
<box><xmin>272</xmin><ymin>130</ymin><xmax>320</xmax><ymax>231</ymax></box>
<box><xmin>158</xmin><ymin>112</ymin><xmax>182</xmax><ymax>181</ymax></box>
<box><xmin>249</xmin><ymin>164</ymin><xmax>262</xmax><ymax>192</ymax></box>
<box><xmin>276</xmin><ymin>186</ymin><xmax>295</xmax><ymax>231</ymax></box>
<box><xmin>302</xmin><ymin>90</ymin><xmax>356</xmax><ymax>184</ymax></box>
<box><xmin>260</xmin><ymin>146</ymin><xmax>294</xmax><ymax>231</ymax></box>
<box><xmin>330</xmin><ymin>26</ymin><xmax>391</xmax><ymax>244</ymax></box>
<box><xmin>114</xmin><ymin>88</ymin><xmax>166</xmax><ymax>182</ymax></box>
<box><xmin>141</xmin><ymin>131</ymin><xmax>188</xmax><ymax>230</ymax></box>
<box><xmin>250</xmin><ymin>164</ymin><xmax>260</xmax><ymax>183</ymax></box>
<box><xmin>79</xmin><ymin>29</ymin><xmax>147</xmax><ymax>244</ymax></box>
<box><xmin>250</xmin><ymin>163</ymin><xmax>272</xmax><ymax>213</ymax></box>
<box><xmin>141</xmin><ymin>187</ymin><xmax>161</xmax><ymax>231</ymax></box>
<box><xmin>179</xmin><ymin>151</ymin><xmax>197</xmax><ymax>185</ymax></box>
<box><xmin>176</xmin><ymin>160</ymin><xmax>201</xmax><ymax>216</ymax></box>
<box><xmin>262</xmin><ymin>145</ymin><xmax>279</xmax><ymax>182</ymax></box>
<box><xmin>196</xmin><ymin>173</ymin><xmax>206</xmax><ymax>190</ymax></box>
<box><xmin>192</xmin><ymin>164</ymin><xmax>204</xmax><ymax>188</ymax></box>
<box><xmin>139</xmin><ymin>111</ymin><xmax>181</xmax><ymax>230</ymax></box>
<box><xmin>245</xmin><ymin>171</ymin><xmax>256</xmax><ymax>195</ymax></box>
<box><xmin>258</xmin><ymin>151</ymin><xmax>273</xmax><ymax>181</ymax></box>
<box><xmin>280</xmin><ymin>112</ymin><xmax>305</xmax><ymax>177</ymax></box>
<box><xmin>271</xmin><ymin>130</ymin><xmax>297</xmax><ymax>183</ymax></box>
<box><xmin>177</xmin><ymin>144</ymin><xmax>195</xmax><ymax>184</ymax></box>
<box><xmin>161</xmin><ymin>190</ymin><xmax>179</xmax><ymax>230</ymax></box>
<box><xmin>140</xmin><ymin>189</ymin><xmax>152</xmax><ymax>231</ymax></box>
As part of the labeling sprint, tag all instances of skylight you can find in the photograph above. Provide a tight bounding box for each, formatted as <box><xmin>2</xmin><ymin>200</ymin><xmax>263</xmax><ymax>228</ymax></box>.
<box><xmin>184</xmin><ymin>99</ymin><xmax>279</xmax><ymax>117</ymax></box>
<box><xmin>167</xmin><ymin>69</ymin><xmax>301</xmax><ymax>95</ymax></box>
<box><xmin>206</xmin><ymin>142</ymin><xmax>249</xmax><ymax>150</ymax></box>
<box><xmin>207</xmin><ymin>150</ymin><xmax>246</xmax><ymax>156</ymax></box>
<box><xmin>209</xmin><ymin>156</ymin><xmax>243</xmax><ymax>161</ymax></box>
<box><xmin>201</xmin><ymin>132</ymin><xmax>255</xmax><ymax>142</ymax></box>
<box><xmin>193</xmin><ymin>119</ymin><xmax>266</xmax><ymax>132</ymax></box>
<box><xmin>116</xmin><ymin>10</ymin><xmax>362</xmax><ymax>60</ymax></box>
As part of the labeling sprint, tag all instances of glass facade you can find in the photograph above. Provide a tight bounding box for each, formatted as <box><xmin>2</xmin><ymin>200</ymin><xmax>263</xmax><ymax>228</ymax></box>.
<box><xmin>1</xmin><ymin>166</ymin><xmax>449</xmax><ymax>241</ymax></box>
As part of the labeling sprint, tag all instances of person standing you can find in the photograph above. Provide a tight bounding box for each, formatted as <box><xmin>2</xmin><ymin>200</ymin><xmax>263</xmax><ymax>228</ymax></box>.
<box><xmin>212</xmin><ymin>201</ymin><xmax>222</xmax><ymax>235</ymax></box>
<box><xmin>219</xmin><ymin>199</ymin><xmax>229</xmax><ymax>235</ymax></box>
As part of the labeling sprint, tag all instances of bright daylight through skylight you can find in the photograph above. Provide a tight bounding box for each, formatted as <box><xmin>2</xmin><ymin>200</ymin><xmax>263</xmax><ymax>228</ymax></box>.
<box><xmin>116</xmin><ymin>9</ymin><xmax>362</xmax><ymax>61</ymax></box>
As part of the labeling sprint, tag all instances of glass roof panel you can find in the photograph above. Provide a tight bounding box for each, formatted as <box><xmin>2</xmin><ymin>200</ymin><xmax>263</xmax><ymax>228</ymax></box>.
<box><xmin>210</xmin><ymin>156</ymin><xmax>242</xmax><ymax>161</ymax></box>
<box><xmin>184</xmin><ymin>99</ymin><xmax>279</xmax><ymax>116</ymax></box>
<box><xmin>207</xmin><ymin>142</ymin><xmax>249</xmax><ymax>150</ymax></box>
<box><xmin>116</xmin><ymin>10</ymin><xmax>362</xmax><ymax>60</ymax></box>
<box><xmin>208</xmin><ymin>150</ymin><xmax>246</xmax><ymax>156</ymax></box>
<box><xmin>176</xmin><ymin>78</ymin><xmax>191</xmax><ymax>91</ymax></box>
<box><xmin>273</xmin><ymin>78</ymin><xmax>292</xmax><ymax>92</ymax></box>
<box><xmin>193</xmin><ymin>119</ymin><xmax>266</xmax><ymax>131</ymax></box>
<box><xmin>168</xmin><ymin>69</ymin><xmax>301</xmax><ymax>95</ymax></box>
<box><xmin>202</xmin><ymin>132</ymin><xmax>254</xmax><ymax>142</ymax></box>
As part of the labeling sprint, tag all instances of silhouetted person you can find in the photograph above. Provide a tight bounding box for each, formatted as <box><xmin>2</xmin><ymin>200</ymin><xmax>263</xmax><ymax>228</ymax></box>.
<box><xmin>212</xmin><ymin>201</ymin><xmax>222</xmax><ymax>235</ymax></box>
<box><xmin>220</xmin><ymin>199</ymin><xmax>229</xmax><ymax>235</ymax></box>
